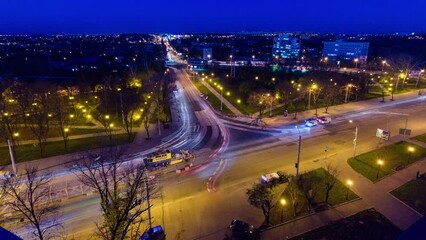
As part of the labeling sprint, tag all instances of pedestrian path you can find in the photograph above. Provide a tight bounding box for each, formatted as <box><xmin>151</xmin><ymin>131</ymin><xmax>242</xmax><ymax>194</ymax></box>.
<box><xmin>261</xmin><ymin>137</ymin><xmax>426</xmax><ymax>239</ymax></box>
<box><xmin>197</xmin><ymin>77</ymin><xmax>243</xmax><ymax>116</ymax></box>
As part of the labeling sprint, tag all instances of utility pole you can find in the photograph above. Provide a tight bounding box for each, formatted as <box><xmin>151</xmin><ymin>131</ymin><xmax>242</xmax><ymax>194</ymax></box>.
<box><xmin>7</xmin><ymin>140</ymin><xmax>17</xmax><ymax>175</ymax></box>
<box><xmin>308</xmin><ymin>89</ymin><xmax>311</xmax><ymax>109</ymax></box>
<box><xmin>157</xmin><ymin>106</ymin><xmax>161</xmax><ymax>136</ymax></box>
<box><xmin>416</xmin><ymin>69</ymin><xmax>424</xmax><ymax>88</ymax></box>
<box><xmin>220</xmin><ymin>87</ymin><xmax>223</xmax><ymax>111</ymax></box>
<box><xmin>295</xmin><ymin>135</ymin><xmax>301</xmax><ymax>182</ymax></box>
<box><xmin>353</xmin><ymin>127</ymin><xmax>358</xmax><ymax>159</ymax></box>
<box><xmin>145</xmin><ymin>170</ymin><xmax>152</xmax><ymax>230</ymax></box>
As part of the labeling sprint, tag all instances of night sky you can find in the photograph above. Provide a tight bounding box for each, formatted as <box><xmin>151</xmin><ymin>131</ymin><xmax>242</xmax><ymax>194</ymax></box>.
<box><xmin>2</xmin><ymin>0</ymin><xmax>426</xmax><ymax>34</ymax></box>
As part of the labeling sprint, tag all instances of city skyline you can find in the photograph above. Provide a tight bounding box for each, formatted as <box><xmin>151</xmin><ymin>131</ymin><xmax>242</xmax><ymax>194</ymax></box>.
<box><xmin>2</xmin><ymin>0</ymin><xmax>426</xmax><ymax>34</ymax></box>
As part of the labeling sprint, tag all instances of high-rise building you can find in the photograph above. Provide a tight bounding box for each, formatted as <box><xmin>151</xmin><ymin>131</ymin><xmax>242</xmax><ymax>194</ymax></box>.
<box><xmin>322</xmin><ymin>40</ymin><xmax>369</xmax><ymax>62</ymax></box>
<box><xmin>202</xmin><ymin>48</ymin><xmax>213</xmax><ymax>60</ymax></box>
<box><xmin>272</xmin><ymin>34</ymin><xmax>301</xmax><ymax>59</ymax></box>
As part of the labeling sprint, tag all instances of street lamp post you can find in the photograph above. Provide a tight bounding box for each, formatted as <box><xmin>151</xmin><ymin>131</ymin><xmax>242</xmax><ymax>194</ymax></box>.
<box><xmin>416</xmin><ymin>69</ymin><xmax>425</xmax><ymax>88</ymax></box>
<box><xmin>382</xmin><ymin>60</ymin><xmax>386</xmax><ymax>72</ymax></box>
<box><xmin>308</xmin><ymin>84</ymin><xmax>317</xmax><ymax>109</ymax></box>
<box><xmin>280</xmin><ymin>199</ymin><xmax>286</xmax><ymax>223</ymax></box>
<box><xmin>345</xmin><ymin>84</ymin><xmax>352</xmax><ymax>103</ymax></box>
<box><xmin>220</xmin><ymin>86</ymin><xmax>223</xmax><ymax>111</ymax></box>
<box><xmin>354</xmin><ymin>58</ymin><xmax>359</xmax><ymax>69</ymax></box>
<box><xmin>349</xmin><ymin>120</ymin><xmax>358</xmax><ymax>159</ymax></box>
<box><xmin>268</xmin><ymin>93</ymin><xmax>273</xmax><ymax>117</ymax></box>
<box><xmin>117</xmin><ymin>88</ymin><xmax>125</xmax><ymax>125</ymax></box>
<box><xmin>346</xmin><ymin>180</ymin><xmax>353</xmax><ymax>200</ymax></box>
<box><xmin>376</xmin><ymin>160</ymin><xmax>384</xmax><ymax>180</ymax></box>
<box><xmin>408</xmin><ymin>146</ymin><xmax>415</xmax><ymax>165</ymax></box>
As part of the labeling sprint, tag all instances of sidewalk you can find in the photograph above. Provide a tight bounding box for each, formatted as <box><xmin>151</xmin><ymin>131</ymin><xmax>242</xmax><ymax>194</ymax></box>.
<box><xmin>261</xmin><ymin>138</ymin><xmax>426</xmax><ymax>239</ymax></box>
<box><xmin>1</xmin><ymin>89</ymin><xmax>183</xmax><ymax>174</ymax></box>
<box><xmin>197</xmin><ymin>77</ymin><xmax>243</xmax><ymax>115</ymax></box>
<box><xmin>227</xmin><ymin>88</ymin><xmax>426</xmax><ymax>129</ymax></box>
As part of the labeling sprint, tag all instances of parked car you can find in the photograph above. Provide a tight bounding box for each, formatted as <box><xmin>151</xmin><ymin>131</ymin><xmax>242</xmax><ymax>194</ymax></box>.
<box><xmin>317</xmin><ymin>116</ymin><xmax>332</xmax><ymax>124</ymax></box>
<box><xmin>261</xmin><ymin>172</ymin><xmax>280</xmax><ymax>184</ymax></box>
<box><xmin>0</xmin><ymin>171</ymin><xmax>12</xmax><ymax>180</ymax></box>
<box><xmin>230</xmin><ymin>219</ymin><xmax>254</xmax><ymax>235</ymax></box>
<box><xmin>140</xmin><ymin>225</ymin><xmax>166</xmax><ymax>240</ymax></box>
<box><xmin>305</xmin><ymin>118</ymin><xmax>318</xmax><ymax>127</ymax></box>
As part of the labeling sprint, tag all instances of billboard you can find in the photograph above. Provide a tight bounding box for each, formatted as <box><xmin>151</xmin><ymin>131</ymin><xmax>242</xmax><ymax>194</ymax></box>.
<box><xmin>376</xmin><ymin>128</ymin><xmax>390</xmax><ymax>141</ymax></box>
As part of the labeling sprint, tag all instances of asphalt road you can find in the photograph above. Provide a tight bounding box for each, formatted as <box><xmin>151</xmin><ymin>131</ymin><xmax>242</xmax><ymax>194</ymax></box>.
<box><xmin>8</xmin><ymin>67</ymin><xmax>426</xmax><ymax>239</ymax></box>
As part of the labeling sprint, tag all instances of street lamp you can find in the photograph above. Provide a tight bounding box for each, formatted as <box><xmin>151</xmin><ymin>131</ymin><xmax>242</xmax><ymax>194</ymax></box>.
<box><xmin>376</xmin><ymin>159</ymin><xmax>384</xmax><ymax>180</ymax></box>
<box><xmin>345</xmin><ymin>84</ymin><xmax>352</xmax><ymax>103</ymax></box>
<box><xmin>382</xmin><ymin>60</ymin><xmax>387</xmax><ymax>71</ymax></box>
<box><xmin>117</xmin><ymin>88</ymin><xmax>125</xmax><ymax>125</ymax></box>
<box><xmin>346</xmin><ymin>180</ymin><xmax>353</xmax><ymax>200</ymax></box>
<box><xmin>280</xmin><ymin>198</ymin><xmax>286</xmax><ymax>223</ymax></box>
<box><xmin>349</xmin><ymin>120</ymin><xmax>358</xmax><ymax>159</ymax></box>
<box><xmin>407</xmin><ymin>146</ymin><xmax>415</xmax><ymax>165</ymax></box>
<box><xmin>267</xmin><ymin>93</ymin><xmax>274</xmax><ymax>117</ymax></box>
<box><xmin>220</xmin><ymin>87</ymin><xmax>223</xmax><ymax>111</ymax></box>
<box><xmin>416</xmin><ymin>69</ymin><xmax>425</xmax><ymax>88</ymax></box>
<box><xmin>308</xmin><ymin>84</ymin><xmax>317</xmax><ymax>110</ymax></box>
<box><xmin>354</xmin><ymin>58</ymin><xmax>359</xmax><ymax>69</ymax></box>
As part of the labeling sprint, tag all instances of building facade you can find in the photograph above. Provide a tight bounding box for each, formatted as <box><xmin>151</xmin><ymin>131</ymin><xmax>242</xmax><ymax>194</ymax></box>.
<box><xmin>322</xmin><ymin>40</ymin><xmax>369</xmax><ymax>62</ymax></box>
<box><xmin>202</xmin><ymin>48</ymin><xmax>212</xmax><ymax>60</ymax></box>
<box><xmin>272</xmin><ymin>34</ymin><xmax>301</xmax><ymax>59</ymax></box>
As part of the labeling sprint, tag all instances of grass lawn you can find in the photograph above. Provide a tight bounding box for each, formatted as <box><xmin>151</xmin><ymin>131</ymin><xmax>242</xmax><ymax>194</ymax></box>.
<box><xmin>412</xmin><ymin>133</ymin><xmax>426</xmax><ymax>143</ymax></box>
<box><xmin>0</xmin><ymin>133</ymin><xmax>136</xmax><ymax>166</ymax></box>
<box><xmin>348</xmin><ymin>141</ymin><xmax>426</xmax><ymax>182</ymax></box>
<box><xmin>204</xmin><ymin>77</ymin><xmax>257</xmax><ymax>115</ymax></box>
<box><xmin>290</xmin><ymin>208</ymin><xmax>401</xmax><ymax>240</ymax></box>
<box><xmin>189</xmin><ymin>77</ymin><xmax>233</xmax><ymax>115</ymax></box>
<box><xmin>13</xmin><ymin>127</ymin><xmax>106</xmax><ymax>141</ymax></box>
<box><xmin>269</xmin><ymin>168</ymin><xmax>358</xmax><ymax>225</ymax></box>
<box><xmin>391</xmin><ymin>178</ymin><xmax>426</xmax><ymax>215</ymax></box>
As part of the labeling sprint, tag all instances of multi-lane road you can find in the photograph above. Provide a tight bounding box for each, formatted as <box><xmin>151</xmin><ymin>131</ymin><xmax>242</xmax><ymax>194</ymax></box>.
<box><xmin>7</xmin><ymin>60</ymin><xmax>426</xmax><ymax>239</ymax></box>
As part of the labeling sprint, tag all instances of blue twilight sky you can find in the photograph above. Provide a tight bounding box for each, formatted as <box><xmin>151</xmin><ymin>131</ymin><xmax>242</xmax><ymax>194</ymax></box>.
<box><xmin>1</xmin><ymin>0</ymin><xmax>426</xmax><ymax>34</ymax></box>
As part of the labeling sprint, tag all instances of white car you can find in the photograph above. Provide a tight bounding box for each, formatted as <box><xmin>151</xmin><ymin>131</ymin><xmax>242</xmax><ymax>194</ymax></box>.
<box><xmin>261</xmin><ymin>172</ymin><xmax>280</xmax><ymax>183</ymax></box>
<box><xmin>317</xmin><ymin>116</ymin><xmax>332</xmax><ymax>124</ymax></box>
<box><xmin>0</xmin><ymin>171</ymin><xmax>12</xmax><ymax>180</ymax></box>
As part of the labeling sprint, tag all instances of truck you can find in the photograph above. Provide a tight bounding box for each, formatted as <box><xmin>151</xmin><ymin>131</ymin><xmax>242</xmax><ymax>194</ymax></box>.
<box><xmin>144</xmin><ymin>149</ymin><xmax>193</xmax><ymax>168</ymax></box>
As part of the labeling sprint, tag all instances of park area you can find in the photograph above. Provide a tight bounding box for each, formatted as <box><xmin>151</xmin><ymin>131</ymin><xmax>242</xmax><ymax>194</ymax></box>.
<box><xmin>391</xmin><ymin>177</ymin><xmax>426</xmax><ymax>215</ymax></box>
<box><xmin>348</xmin><ymin>141</ymin><xmax>426</xmax><ymax>181</ymax></box>
<box><xmin>267</xmin><ymin>168</ymin><xmax>358</xmax><ymax>226</ymax></box>
<box><xmin>290</xmin><ymin>208</ymin><xmax>401</xmax><ymax>240</ymax></box>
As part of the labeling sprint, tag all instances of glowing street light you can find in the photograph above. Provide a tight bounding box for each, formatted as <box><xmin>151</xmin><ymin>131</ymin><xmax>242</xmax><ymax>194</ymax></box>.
<box><xmin>354</xmin><ymin>58</ymin><xmax>359</xmax><ymax>68</ymax></box>
<box><xmin>280</xmin><ymin>198</ymin><xmax>286</xmax><ymax>223</ymax></box>
<box><xmin>346</xmin><ymin>180</ymin><xmax>353</xmax><ymax>200</ymax></box>
<box><xmin>407</xmin><ymin>146</ymin><xmax>415</xmax><ymax>164</ymax></box>
<box><xmin>308</xmin><ymin>84</ymin><xmax>317</xmax><ymax>109</ymax></box>
<box><xmin>376</xmin><ymin>160</ymin><xmax>384</xmax><ymax>180</ymax></box>
<box><xmin>105</xmin><ymin>115</ymin><xmax>110</xmax><ymax>119</ymax></box>
<box><xmin>13</xmin><ymin>132</ymin><xmax>19</xmax><ymax>137</ymax></box>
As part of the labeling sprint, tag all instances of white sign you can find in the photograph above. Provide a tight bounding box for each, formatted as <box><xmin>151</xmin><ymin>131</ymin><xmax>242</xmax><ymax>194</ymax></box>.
<box><xmin>376</xmin><ymin>128</ymin><xmax>390</xmax><ymax>140</ymax></box>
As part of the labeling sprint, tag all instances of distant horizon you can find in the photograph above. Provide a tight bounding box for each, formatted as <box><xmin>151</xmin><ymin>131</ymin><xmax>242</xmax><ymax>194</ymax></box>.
<box><xmin>2</xmin><ymin>0</ymin><xmax>426</xmax><ymax>35</ymax></box>
<box><xmin>0</xmin><ymin>30</ymin><xmax>424</xmax><ymax>36</ymax></box>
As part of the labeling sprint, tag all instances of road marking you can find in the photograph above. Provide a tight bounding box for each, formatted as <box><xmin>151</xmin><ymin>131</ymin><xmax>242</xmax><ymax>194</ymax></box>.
<box><xmin>206</xmin><ymin>159</ymin><xmax>227</xmax><ymax>193</ymax></box>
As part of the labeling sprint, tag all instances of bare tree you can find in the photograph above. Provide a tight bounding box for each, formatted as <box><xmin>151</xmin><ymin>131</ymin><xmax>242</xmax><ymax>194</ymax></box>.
<box><xmin>299</xmin><ymin>171</ymin><xmax>320</xmax><ymax>212</ymax></box>
<box><xmin>10</xmin><ymin>81</ymin><xmax>32</xmax><ymax>128</ymax></box>
<box><xmin>322</xmin><ymin>84</ymin><xmax>339</xmax><ymax>113</ymax></box>
<box><xmin>248</xmin><ymin>90</ymin><xmax>272</xmax><ymax>120</ymax></box>
<box><xmin>141</xmin><ymin>94</ymin><xmax>154</xmax><ymax>140</ymax></box>
<box><xmin>389</xmin><ymin>55</ymin><xmax>418</xmax><ymax>90</ymax></box>
<box><xmin>323</xmin><ymin>162</ymin><xmax>340</xmax><ymax>205</ymax></box>
<box><xmin>246</xmin><ymin>183</ymin><xmax>276</xmax><ymax>225</ymax></box>
<box><xmin>3</xmin><ymin>166</ymin><xmax>61</xmax><ymax>240</ymax></box>
<box><xmin>52</xmin><ymin>92</ymin><xmax>70</xmax><ymax>151</ymax></box>
<box><xmin>120</xmin><ymin>88</ymin><xmax>141</xmax><ymax>140</ymax></box>
<box><xmin>74</xmin><ymin>147</ymin><xmax>152</xmax><ymax>240</ymax></box>
<box><xmin>28</xmin><ymin>91</ymin><xmax>51</xmax><ymax>157</ymax></box>
<box><xmin>287</xmin><ymin>176</ymin><xmax>301</xmax><ymax>217</ymax></box>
